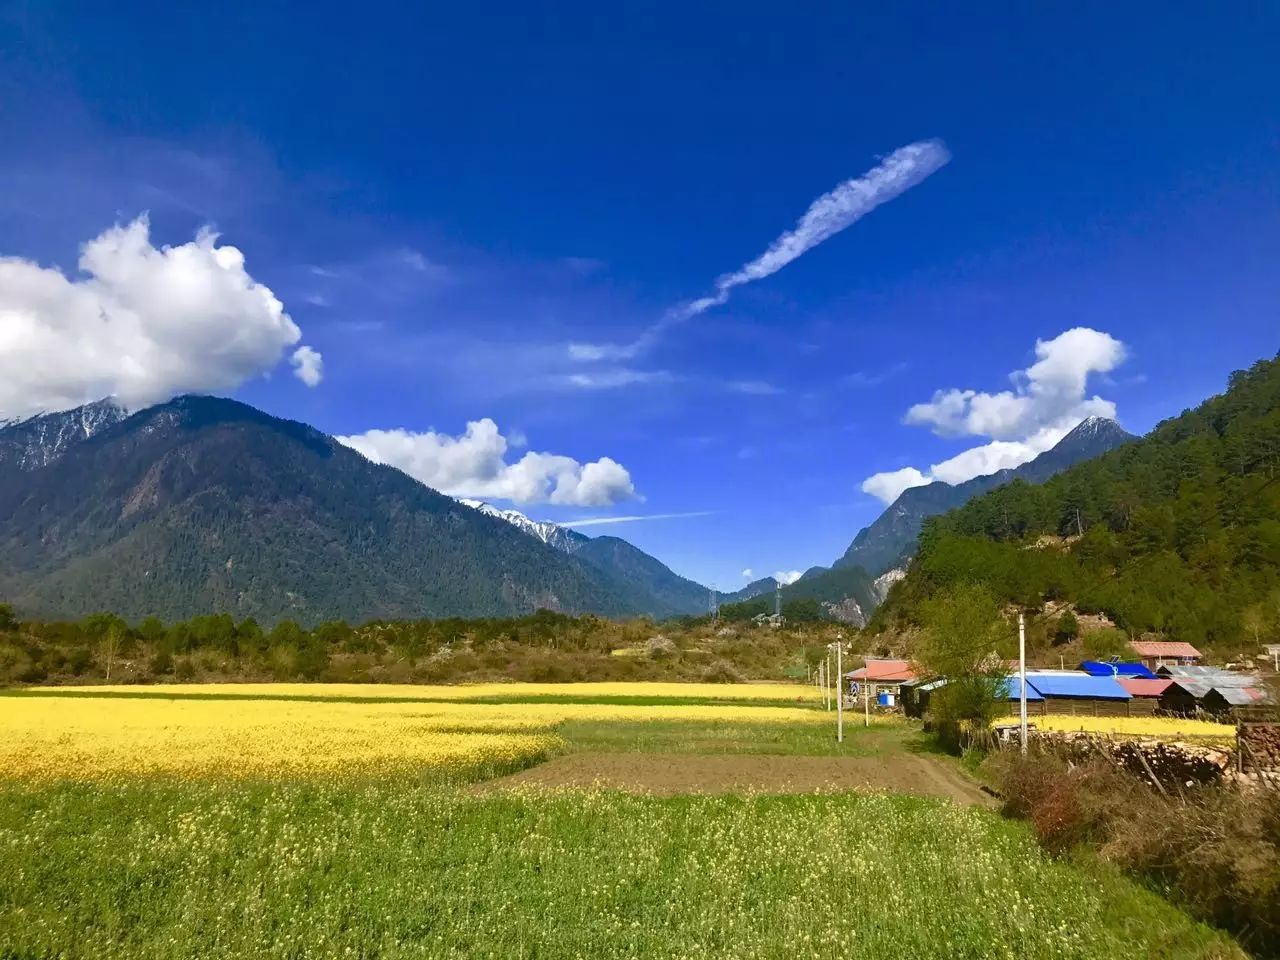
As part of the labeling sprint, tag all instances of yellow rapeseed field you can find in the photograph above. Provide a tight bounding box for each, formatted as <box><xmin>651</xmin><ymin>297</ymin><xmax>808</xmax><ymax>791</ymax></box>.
<box><xmin>1033</xmin><ymin>714</ymin><xmax>1236</xmax><ymax>740</ymax></box>
<box><xmin>0</xmin><ymin>689</ymin><xmax>826</xmax><ymax>782</ymax></box>
<box><xmin>49</xmin><ymin>680</ymin><xmax>816</xmax><ymax>702</ymax></box>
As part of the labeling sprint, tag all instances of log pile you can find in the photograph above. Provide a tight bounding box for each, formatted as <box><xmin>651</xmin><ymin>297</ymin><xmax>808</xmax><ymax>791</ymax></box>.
<box><xmin>1236</xmin><ymin>723</ymin><xmax>1280</xmax><ymax>789</ymax></box>
<box><xmin>1029</xmin><ymin>731</ymin><xmax>1232</xmax><ymax>788</ymax></box>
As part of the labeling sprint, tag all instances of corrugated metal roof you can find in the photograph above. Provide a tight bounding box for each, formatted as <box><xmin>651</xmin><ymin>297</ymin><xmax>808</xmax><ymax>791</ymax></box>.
<box><xmin>1158</xmin><ymin>666</ymin><xmax>1260</xmax><ymax>686</ymax></box>
<box><xmin>999</xmin><ymin>676</ymin><xmax>1045</xmax><ymax>701</ymax></box>
<box><xmin>1166</xmin><ymin>680</ymin><xmax>1215</xmax><ymax>699</ymax></box>
<box><xmin>1079</xmin><ymin>660</ymin><xmax>1156</xmax><ymax>678</ymax></box>
<box><xmin>1214</xmin><ymin>687</ymin><xmax>1269</xmax><ymax>706</ymax></box>
<box><xmin>1130</xmin><ymin>640</ymin><xmax>1202</xmax><ymax>659</ymax></box>
<box><xmin>1164</xmin><ymin>681</ymin><xmax>1274</xmax><ymax>706</ymax></box>
<box><xmin>1117</xmin><ymin>678</ymin><xmax>1173</xmax><ymax>697</ymax></box>
<box><xmin>1025</xmin><ymin>672</ymin><xmax>1131</xmax><ymax>699</ymax></box>
<box><xmin>845</xmin><ymin>659</ymin><xmax>915</xmax><ymax>682</ymax></box>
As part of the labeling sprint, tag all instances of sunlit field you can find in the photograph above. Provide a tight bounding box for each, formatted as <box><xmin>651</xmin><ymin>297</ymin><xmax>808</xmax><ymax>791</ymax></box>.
<box><xmin>1032</xmin><ymin>715</ymin><xmax>1237</xmax><ymax>741</ymax></box>
<box><xmin>0</xmin><ymin>684</ymin><xmax>1243</xmax><ymax>959</ymax></box>
<box><xmin>44</xmin><ymin>680</ymin><xmax>817</xmax><ymax>703</ymax></box>
<box><xmin>0</xmin><ymin>692</ymin><xmax>829</xmax><ymax>782</ymax></box>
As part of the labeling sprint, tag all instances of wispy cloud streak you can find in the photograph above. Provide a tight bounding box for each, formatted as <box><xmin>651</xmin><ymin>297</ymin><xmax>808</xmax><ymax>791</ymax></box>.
<box><xmin>570</xmin><ymin>139</ymin><xmax>951</xmax><ymax>361</ymax></box>
<box><xmin>561</xmin><ymin>511</ymin><xmax>716</xmax><ymax>527</ymax></box>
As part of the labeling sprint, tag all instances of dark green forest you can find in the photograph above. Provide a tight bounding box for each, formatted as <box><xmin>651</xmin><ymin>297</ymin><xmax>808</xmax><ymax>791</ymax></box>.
<box><xmin>874</xmin><ymin>353</ymin><xmax>1280</xmax><ymax>655</ymax></box>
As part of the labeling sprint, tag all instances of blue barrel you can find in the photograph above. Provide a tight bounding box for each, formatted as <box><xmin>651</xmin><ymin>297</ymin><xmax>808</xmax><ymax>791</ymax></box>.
<box><xmin>877</xmin><ymin>691</ymin><xmax>890</xmax><ymax>707</ymax></box>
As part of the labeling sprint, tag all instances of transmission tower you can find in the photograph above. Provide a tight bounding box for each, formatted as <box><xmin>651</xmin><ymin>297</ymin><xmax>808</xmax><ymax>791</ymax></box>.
<box><xmin>708</xmin><ymin>587</ymin><xmax>719</xmax><ymax>620</ymax></box>
<box><xmin>774</xmin><ymin>580</ymin><xmax>782</xmax><ymax>618</ymax></box>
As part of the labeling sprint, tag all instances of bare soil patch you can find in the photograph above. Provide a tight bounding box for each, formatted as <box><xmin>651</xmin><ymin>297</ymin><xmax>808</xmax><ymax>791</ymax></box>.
<box><xmin>479</xmin><ymin>751</ymin><xmax>994</xmax><ymax>806</ymax></box>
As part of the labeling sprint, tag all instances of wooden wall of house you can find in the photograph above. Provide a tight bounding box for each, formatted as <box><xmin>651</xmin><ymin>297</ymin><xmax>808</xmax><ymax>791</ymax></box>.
<box><xmin>1040</xmin><ymin>696</ymin><xmax>1130</xmax><ymax>716</ymax></box>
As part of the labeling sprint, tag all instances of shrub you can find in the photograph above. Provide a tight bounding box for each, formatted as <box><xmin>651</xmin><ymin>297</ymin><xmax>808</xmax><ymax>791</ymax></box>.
<box><xmin>645</xmin><ymin>635</ymin><xmax>677</xmax><ymax>660</ymax></box>
<box><xmin>700</xmin><ymin>660</ymin><xmax>745</xmax><ymax>683</ymax></box>
<box><xmin>174</xmin><ymin>657</ymin><xmax>196</xmax><ymax>681</ymax></box>
<box><xmin>150</xmin><ymin>650</ymin><xmax>174</xmax><ymax>675</ymax></box>
<box><xmin>990</xmin><ymin>747</ymin><xmax>1280</xmax><ymax>954</ymax></box>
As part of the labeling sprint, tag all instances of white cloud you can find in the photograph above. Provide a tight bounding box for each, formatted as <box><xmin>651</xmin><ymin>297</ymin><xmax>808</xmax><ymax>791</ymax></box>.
<box><xmin>337</xmin><ymin>418</ymin><xmax>639</xmax><ymax>507</ymax></box>
<box><xmin>860</xmin><ymin>467</ymin><xmax>932</xmax><ymax>504</ymax></box>
<box><xmin>905</xmin><ymin>328</ymin><xmax>1125</xmax><ymax>439</ymax></box>
<box><xmin>773</xmin><ymin>570</ymin><xmax>803</xmax><ymax>586</ymax></box>
<box><xmin>563</xmin><ymin>368</ymin><xmax>671</xmax><ymax>390</ymax></box>
<box><xmin>560</xmin><ymin>511</ymin><xmax>714</xmax><ymax>527</ymax></box>
<box><xmin>861</xmin><ymin>328</ymin><xmax>1127</xmax><ymax>503</ymax></box>
<box><xmin>570</xmin><ymin>139</ymin><xmax>951</xmax><ymax>362</ymax></box>
<box><xmin>290</xmin><ymin>345</ymin><xmax>324</xmax><ymax>387</ymax></box>
<box><xmin>741</xmin><ymin>568</ymin><xmax>754</xmax><ymax>579</ymax></box>
<box><xmin>0</xmin><ymin>215</ymin><xmax>304</xmax><ymax>420</ymax></box>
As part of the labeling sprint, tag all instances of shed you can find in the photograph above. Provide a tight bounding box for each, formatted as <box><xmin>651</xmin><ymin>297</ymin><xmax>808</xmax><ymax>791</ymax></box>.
<box><xmin>844</xmin><ymin>658</ymin><xmax>916</xmax><ymax>706</ymax></box>
<box><xmin>1024</xmin><ymin>672</ymin><xmax>1131</xmax><ymax>716</ymax></box>
<box><xmin>1079</xmin><ymin>660</ymin><xmax>1156</xmax><ymax>679</ymax></box>
<box><xmin>996</xmin><ymin>676</ymin><xmax>1047</xmax><ymax>716</ymax></box>
<box><xmin>1116</xmin><ymin>677</ymin><xmax>1172</xmax><ymax>714</ymax></box>
<box><xmin>1130</xmin><ymin>640</ymin><xmax>1201</xmax><ymax>668</ymax></box>
<box><xmin>1161</xmin><ymin>679</ymin><xmax>1272</xmax><ymax>719</ymax></box>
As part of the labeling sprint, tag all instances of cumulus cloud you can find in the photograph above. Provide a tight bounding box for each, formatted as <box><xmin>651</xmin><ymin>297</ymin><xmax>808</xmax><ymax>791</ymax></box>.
<box><xmin>773</xmin><ymin>570</ymin><xmax>803</xmax><ymax>586</ymax></box>
<box><xmin>741</xmin><ymin>568</ymin><xmax>754</xmax><ymax>579</ymax></box>
<box><xmin>0</xmin><ymin>215</ymin><xmax>305</xmax><ymax>420</ymax></box>
<box><xmin>860</xmin><ymin>467</ymin><xmax>932</xmax><ymax>504</ymax></box>
<box><xmin>570</xmin><ymin>139</ymin><xmax>951</xmax><ymax>362</ymax></box>
<box><xmin>337</xmin><ymin>418</ymin><xmax>639</xmax><ymax>507</ymax></box>
<box><xmin>861</xmin><ymin>328</ymin><xmax>1127</xmax><ymax>504</ymax></box>
<box><xmin>290</xmin><ymin>345</ymin><xmax>324</xmax><ymax>387</ymax></box>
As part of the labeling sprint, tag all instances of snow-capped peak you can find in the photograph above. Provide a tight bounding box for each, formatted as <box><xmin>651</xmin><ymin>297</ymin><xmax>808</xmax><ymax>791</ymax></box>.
<box><xmin>457</xmin><ymin>498</ymin><xmax>580</xmax><ymax>551</ymax></box>
<box><xmin>0</xmin><ymin>398</ymin><xmax>129</xmax><ymax>471</ymax></box>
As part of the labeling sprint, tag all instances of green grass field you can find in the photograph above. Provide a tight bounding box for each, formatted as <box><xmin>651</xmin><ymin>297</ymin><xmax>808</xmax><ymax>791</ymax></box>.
<box><xmin>0</xmin><ymin>684</ymin><xmax>1248</xmax><ymax>959</ymax></box>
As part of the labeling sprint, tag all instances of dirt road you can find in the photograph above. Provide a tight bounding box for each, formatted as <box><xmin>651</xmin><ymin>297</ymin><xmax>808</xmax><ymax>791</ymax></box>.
<box><xmin>481</xmin><ymin>751</ymin><xmax>995</xmax><ymax>806</ymax></box>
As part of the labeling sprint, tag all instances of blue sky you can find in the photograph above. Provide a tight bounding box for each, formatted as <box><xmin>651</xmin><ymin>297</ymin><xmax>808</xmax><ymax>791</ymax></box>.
<box><xmin>1</xmin><ymin>3</ymin><xmax>1278</xmax><ymax>589</ymax></box>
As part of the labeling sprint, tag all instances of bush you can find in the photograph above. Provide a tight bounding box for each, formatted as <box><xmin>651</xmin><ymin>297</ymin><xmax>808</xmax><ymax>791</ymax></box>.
<box><xmin>700</xmin><ymin>660</ymin><xmax>745</xmax><ymax>683</ymax></box>
<box><xmin>990</xmin><ymin>747</ymin><xmax>1280</xmax><ymax>954</ymax></box>
<box><xmin>174</xmin><ymin>657</ymin><xmax>196</xmax><ymax>681</ymax></box>
<box><xmin>645</xmin><ymin>635</ymin><xmax>677</xmax><ymax>660</ymax></box>
<box><xmin>150</xmin><ymin>650</ymin><xmax>174</xmax><ymax>675</ymax></box>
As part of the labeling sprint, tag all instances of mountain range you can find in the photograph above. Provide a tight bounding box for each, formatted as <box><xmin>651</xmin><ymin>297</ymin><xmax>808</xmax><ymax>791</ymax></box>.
<box><xmin>0</xmin><ymin>395</ymin><xmax>1135</xmax><ymax>626</ymax></box>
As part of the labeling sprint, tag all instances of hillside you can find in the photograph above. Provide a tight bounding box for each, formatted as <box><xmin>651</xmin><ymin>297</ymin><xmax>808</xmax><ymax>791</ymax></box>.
<box><xmin>874</xmin><ymin>353</ymin><xmax>1280</xmax><ymax>653</ymax></box>
<box><xmin>0</xmin><ymin>396</ymin><xmax>662</xmax><ymax>625</ymax></box>
<box><xmin>721</xmin><ymin>564</ymin><xmax>878</xmax><ymax>625</ymax></box>
<box><xmin>836</xmin><ymin>417</ymin><xmax>1135</xmax><ymax>577</ymax></box>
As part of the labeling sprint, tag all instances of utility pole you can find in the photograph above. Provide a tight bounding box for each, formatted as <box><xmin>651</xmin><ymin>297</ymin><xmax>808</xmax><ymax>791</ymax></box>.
<box><xmin>835</xmin><ymin>635</ymin><xmax>844</xmax><ymax>743</ymax></box>
<box><xmin>1019</xmin><ymin>611</ymin><xmax>1028</xmax><ymax>756</ymax></box>
<box><xmin>820</xmin><ymin>659</ymin><xmax>828</xmax><ymax>710</ymax></box>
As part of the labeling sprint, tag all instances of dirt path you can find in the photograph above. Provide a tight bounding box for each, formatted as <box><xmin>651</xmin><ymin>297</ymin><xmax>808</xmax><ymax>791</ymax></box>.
<box><xmin>480</xmin><ymin>751</ymin><xmax>995</xmax><ymax>806</ymax></box>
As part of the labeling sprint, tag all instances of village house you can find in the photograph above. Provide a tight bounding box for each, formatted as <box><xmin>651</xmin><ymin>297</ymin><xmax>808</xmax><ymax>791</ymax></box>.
<box><xmin>1129</xmin><ymin>640</ymin><xmax>1202</xmax><ymax>670</ymax></box>
<box><xmin>844</xmin><ymin>658</ymin><xmax>916</xmax><ymax>707</ymax></box>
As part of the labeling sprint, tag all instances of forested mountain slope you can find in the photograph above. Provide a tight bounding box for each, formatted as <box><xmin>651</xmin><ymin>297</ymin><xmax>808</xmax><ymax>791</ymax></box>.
<box><xmin>874</xmin><ymin>353</ymin><xmax>1280</xmax><ymax>653</ymax></box>
<box><xmin>0</xmin><ymin>396</ymin><xmax>659</xmax><ymax>625</ymax></box>
<box><xmin>836</xmin><ymin>417</ymin><xmax>1134</xmax><ymax>577</ymax></box>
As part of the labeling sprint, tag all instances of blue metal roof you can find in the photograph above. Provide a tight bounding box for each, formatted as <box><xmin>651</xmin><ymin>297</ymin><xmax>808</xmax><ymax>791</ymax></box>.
<box><xmin>1025</xmin><ymin>673</ymin><xmax>1131</xmax><ymax>699</ymax></box>
<box><xmin>998</xmin><ymin>676</ymin><xmax>1045</xmax><ymax>701</ymax></box>
<box><xmin>1078</xmin><ymin>660</ymin><xmax>1156</xmax><ymax>679</ymax></box>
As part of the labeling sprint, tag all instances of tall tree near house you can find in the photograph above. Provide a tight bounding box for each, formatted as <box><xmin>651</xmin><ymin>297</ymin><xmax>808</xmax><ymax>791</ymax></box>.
<box><xmin>914</xmin><ymin>582</ymin><xmax>1011</xmax><ymax>749</ymax></box>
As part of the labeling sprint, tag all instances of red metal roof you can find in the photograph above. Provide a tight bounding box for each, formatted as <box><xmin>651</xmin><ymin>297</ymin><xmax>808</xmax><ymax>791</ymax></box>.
<box><xmin>1117</xmin><ymin>678</ymin><xmax>1173</xmax><ymax>697</ymax></box>
<box><xmin>845</xmin><ymin>659</ymin><xmax>916</xmax><ymax>682</ymax></box>
<box><xmin>1129</xmin><ymin>640</ymin><xmax>1202</xmax><ymax>659</ymax></box>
